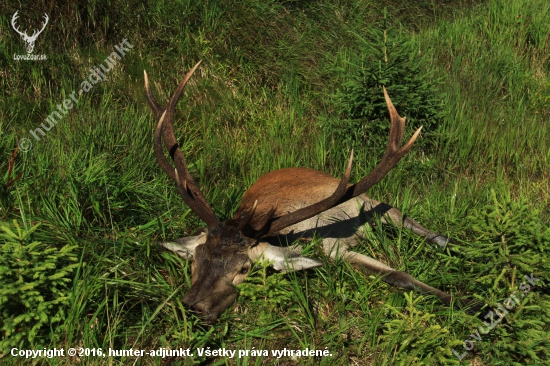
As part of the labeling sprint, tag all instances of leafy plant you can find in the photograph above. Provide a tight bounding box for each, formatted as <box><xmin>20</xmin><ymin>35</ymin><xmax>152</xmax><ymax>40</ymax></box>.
<box><xmin>0</xmin><ymin>220</ymin><xmax>79</xmax><ymax>352</ymax></box>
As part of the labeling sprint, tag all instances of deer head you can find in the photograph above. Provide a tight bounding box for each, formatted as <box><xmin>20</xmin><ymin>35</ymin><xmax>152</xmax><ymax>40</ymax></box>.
<box><xmin>144</xmin><ymin>61</ymin><xmax>421</xmax><ymax>322</ymax></box>
<box><xmin>11</xmin><ymin>11</ymin><xmax>49</xmax><ymax>54</ymax></box>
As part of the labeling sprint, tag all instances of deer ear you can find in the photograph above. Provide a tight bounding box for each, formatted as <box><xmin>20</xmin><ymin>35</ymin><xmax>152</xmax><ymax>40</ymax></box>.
<box><xmin>248</xmin><ymin>242</ymin><xmax>323</xmax><ymax>272</ymax></box>
<box><xmin>159</xmin><ymin>231</ymin><xmax>207</xmax><ymax>259</ymax></box>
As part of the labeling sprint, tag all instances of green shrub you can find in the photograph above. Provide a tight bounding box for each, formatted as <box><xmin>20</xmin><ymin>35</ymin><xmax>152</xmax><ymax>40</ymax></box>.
<box><xmin>462</xmin><ymin>189</ymin><xmax>550</xmax><ymax>287</ymax></box>
<box><xmin>456</xmin><ymin>189</ymin><xmax>550</xmax><ymax>364</ymax></box>
<box><xmin>0</xmin><ymin>220</ymin><xmax>79</xmax><ymax>352</ymax></box>
<box><xmin>325</xmin><ymin>10</ymin><xmax>444</xmax><ymax>155</ymax></box>
<box><xmin>238</xmin><ymin>260</ymin><xmax>292</xmax><ymax>309</ymax></box>
<box><xmin>378</xmin><ymin>292</ymin><xmax>461</xmax><ymax>365</ymax></box>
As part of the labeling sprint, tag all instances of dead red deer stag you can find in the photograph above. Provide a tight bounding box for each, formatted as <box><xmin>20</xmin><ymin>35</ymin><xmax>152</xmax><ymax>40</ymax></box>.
<box><xmin>145</xmin><ymin>60</ymin><xmax>477</xmax><ymax>322</ymax></box>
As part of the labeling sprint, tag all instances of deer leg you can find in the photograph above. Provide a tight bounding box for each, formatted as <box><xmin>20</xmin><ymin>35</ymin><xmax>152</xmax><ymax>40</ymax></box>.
<box><xmin>334</xmin><ymin>248</ymin><xmax>482</xmax><ymax>313</ymax></box>
<box><xmin>332</xmin><ymin>248</ymin><xmax>450</xmax><ymax>304</ymax></box>
<box><xmin>360</xmin><ymin>195</ymin><xmax>453</xmax><ymax>247</ymax></box>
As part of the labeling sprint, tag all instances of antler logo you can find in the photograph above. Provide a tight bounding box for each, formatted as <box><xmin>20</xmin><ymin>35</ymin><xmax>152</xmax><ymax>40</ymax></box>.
<box><xmin>11</xmin><ymin>11</ymin><xmax>49</xmax><ymax>54</ymax></box>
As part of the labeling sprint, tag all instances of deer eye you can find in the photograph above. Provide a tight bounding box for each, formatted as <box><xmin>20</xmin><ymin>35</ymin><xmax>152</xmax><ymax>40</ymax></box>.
<box><xmin>239</xmin><ymin>266</ymin><xmax>250</xmax><ymax>275</ymax></box>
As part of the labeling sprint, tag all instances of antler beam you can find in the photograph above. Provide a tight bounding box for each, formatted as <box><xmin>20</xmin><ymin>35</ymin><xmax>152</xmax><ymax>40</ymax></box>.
<box><xmin>146</xmin><ymin>61</ymin><xmax>220</xmax><ymax>227</ymax></box>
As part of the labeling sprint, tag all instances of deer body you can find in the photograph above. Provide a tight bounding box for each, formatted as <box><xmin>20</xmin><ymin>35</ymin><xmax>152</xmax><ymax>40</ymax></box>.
<box><xmin>236</xmin><ymin>167</ymin><xmax>448</xmax><ymax>249</ymax></box>
<box><xmin>144</xmin><ymin>61</ymin><xmax>479</xmax><ymax>322</ymax></box>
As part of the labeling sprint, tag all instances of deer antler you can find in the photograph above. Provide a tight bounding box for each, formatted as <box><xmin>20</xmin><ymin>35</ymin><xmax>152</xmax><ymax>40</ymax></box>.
<box><xmin>263</xmin><ymin>151</ymin><xmax>354</xmax><ymax>235</ymax></box>
<box><xmin>342</xmin><ymin>87</ymin><xmax>422</xmax><ymax>199</ymax></box>
<box><xmin>146</xmin><ymin>62</ymin><xmax>220</xmax><ymax>227</ymax></box>
<box><xmin>260</xmin><ymin>87</ymin><xmax>421</xmax><ymax>236</ymax></box>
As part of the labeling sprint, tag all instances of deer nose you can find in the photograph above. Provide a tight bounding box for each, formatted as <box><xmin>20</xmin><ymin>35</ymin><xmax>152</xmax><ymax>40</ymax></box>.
<box><xmin>187</xmin><ymin>302</ymin><xmax>205</xmax><ymax>314</ymax></box>
<box><xmin>183</xmin><ymin>297</ymin><xmax>211</xmax><ymax>315</ymax></box>
<box><xmin>183</xmin><ymin>300</ymin><xmax>218</xmax><ymax>322</ymax></box>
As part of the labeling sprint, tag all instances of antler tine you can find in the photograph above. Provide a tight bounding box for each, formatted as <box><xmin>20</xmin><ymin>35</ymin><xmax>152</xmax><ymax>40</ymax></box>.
<box><xmin>264</xmin><ymin>150</ymin><xmax>354</xmax><ymax>236</ymax></box>
<box><xmin>144</xmin><ymin>70</ymin><xmax>166</xmax><ymax>120</ymax></box>
<box><xmin>166</xmin><ymin>61</ymin><xmax>202</xmax><ymax>112</ymax></box>
<box><xmin>384</xmin><ymin>86</ymin><xmax>406</xmax><ymax>150</ymax></box>
<box><xmin>344</xmin><ymin>87</ymin><xmax>421</xmax><ymax>199</ymax></box>
<box><xmin>237</xmin><ymin>200</ymin><xmax>258</xmax><ymax>231</ymax></box>
<box><xmin>144</xmin><ymin>61</ymin><xmax>202</xmax><ymax>120</ymax></box>
<box><xmin>250</xmin><ymin>200</ymin><xmax>278</xmax><ymax>233</ymax></box>
<box><xmin>148</xmin><ymin>63</ymin><xmax>219</xmax><ymax>227</ymax></box>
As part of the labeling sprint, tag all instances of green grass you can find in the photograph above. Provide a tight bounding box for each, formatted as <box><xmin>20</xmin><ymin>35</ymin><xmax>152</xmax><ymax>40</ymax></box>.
<box><xmin>1</xmin><ymin>0</ymin><xmax>549</xmax><ymax>364</ymax></box>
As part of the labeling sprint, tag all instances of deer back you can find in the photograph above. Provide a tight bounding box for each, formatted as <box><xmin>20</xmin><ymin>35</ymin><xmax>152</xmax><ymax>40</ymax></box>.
<box><xmin>235</xmin><ymin>167</ymin><xmax>368</xmax><ymax>249</ymax></box>
<box><xmin>235</xmin><ymin>168</ymin><xmax>340</xmax><ymax>223</ymax></box>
